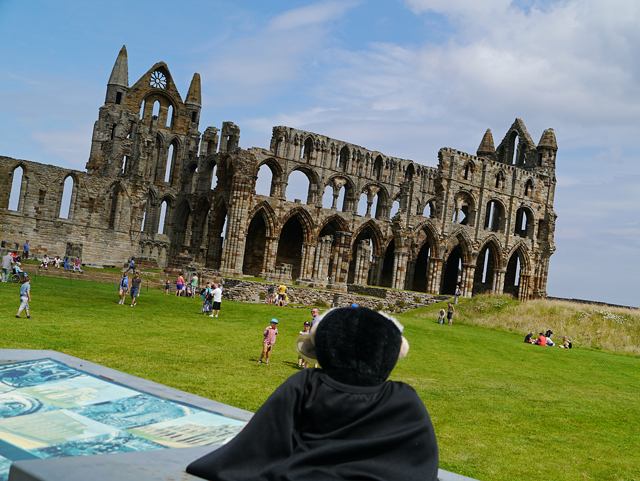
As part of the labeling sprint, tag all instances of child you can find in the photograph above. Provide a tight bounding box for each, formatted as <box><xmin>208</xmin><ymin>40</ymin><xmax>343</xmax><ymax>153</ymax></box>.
<box><xmin>164</xmin><ymin>278</ymin><xmax>171</xmax><ymax>295</ymax></box>
<box><xmin>258</xmin><ymin>319</ymin><xmax>278</xmax><ymax>365</ymax></box>
<box><xmin>16</xmin><ymin>276</ymin><xmax>32</xmax><ymax>319</ymax></box>
<box><xmin>118</xmin><ymin>273</ymin><xmax>129</xmax><ymax>305</ymax></box>
<box><xmin>438</xmin><ymin>309</ymin><xmax>445</xmax><ymax>324</ymax></box>
<box><xmin>297</xmin><ymin>321</ymin><xmax>311</xmax><ymax>368</ymax></box>
<box><xmin>447</xmin><ymin>303</ymin><xmax>455</xmax><ymax>325</ymax></box>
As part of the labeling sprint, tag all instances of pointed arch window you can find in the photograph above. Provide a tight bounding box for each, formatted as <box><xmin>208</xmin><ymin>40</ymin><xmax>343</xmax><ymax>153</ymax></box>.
<box><xmin>8</xmin><ymin>166</ymin><xmax>24</xmax><ymax>212</ymax></box>
<box><xmin>59</xmin><ymin>176</ymin><xmax>74</xmax><ymax>219</ymax></box>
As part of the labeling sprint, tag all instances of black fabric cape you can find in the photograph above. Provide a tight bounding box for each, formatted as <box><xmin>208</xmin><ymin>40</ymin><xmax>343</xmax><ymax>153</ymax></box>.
<box><xmin>187</xmin><ymin>369</ymin><xmax>439</xmax><ymax>481</ymax></box>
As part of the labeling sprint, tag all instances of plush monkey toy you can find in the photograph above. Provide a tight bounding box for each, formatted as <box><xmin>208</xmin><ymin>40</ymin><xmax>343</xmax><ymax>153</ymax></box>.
<box><xmin>187</xmin><ymin>307</ymin><xmax>439</xmax><ymax>481</ymax></box>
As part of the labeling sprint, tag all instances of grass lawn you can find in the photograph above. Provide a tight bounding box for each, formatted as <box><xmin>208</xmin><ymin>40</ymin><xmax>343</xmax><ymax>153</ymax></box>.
<box><xmin>1</xmin><ymin>277</ymin><xmax>639</xmax><ymax>481</ymax></box>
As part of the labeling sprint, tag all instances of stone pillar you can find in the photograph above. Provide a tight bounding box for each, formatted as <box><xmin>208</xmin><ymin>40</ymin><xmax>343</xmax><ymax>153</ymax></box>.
<box><xmin>312</xmin><ymin>235</ymin><xmax>333</xmax><ymax>286</ymax></box>
<box><xmin>427</xmin><ymin>257</ymin><xmax>443</xmax><ymax>294</ymax></box>
<box><xmin>494</xmin><ymin>268</ymin><xmax>506</xmax><ymax>295</ymax></box>
<box><xmin>207</xmin><ymin>234</ymin><xmax>224</xmax><ymax>269</ymax></box>
<box><xmin>518</xmin><ymin>274</ymin><xmax>531</xmax><ymax>301</ymax></box>
<box><xmin>332</xmin><ymin>232</ymin><xmax>352</xmax><ymax>285</ymax></box>
<box><xmin>353</xmin><ymin>240</ymin><xmax>372</xmax><ymax>285</ymax></box>
<box><xmin>261</xmin><ymin>236</ymin><xmax>278</xmax><ymax>276</ymax></box>
<box><xmin>461</xmin><ymin>263</ymin><xmax>475</xmax><ymax>298</ymax></box>
<box><xmin>391</xmin><ymin>251</ymin><xmax>409</xmax><ymax>290</ymax></box>
<box><xmin>370</xmin><ymin>254</ymin><xmax>384</xmax><ymax>286</ymax></box>
<box><xmin>299</xmin><ymin>242</ymin><xmax>316</xmax><ymax>281</ymax></box>
<box><xmin>366</xmin><ymin>199</ymin><xmax>373</xmax><ymax>217</ymax></box>
<box><xmin>405</xmin><ymin>259</ymin><xmax>416</xmax><ymax>291</ymax></box>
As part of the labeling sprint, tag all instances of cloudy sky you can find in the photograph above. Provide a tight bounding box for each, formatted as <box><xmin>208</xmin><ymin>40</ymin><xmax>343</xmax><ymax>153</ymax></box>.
<box><xmin>1</xmin><ymin>0</ymin><xmax>638</xmax><ymax>306</ymax></box>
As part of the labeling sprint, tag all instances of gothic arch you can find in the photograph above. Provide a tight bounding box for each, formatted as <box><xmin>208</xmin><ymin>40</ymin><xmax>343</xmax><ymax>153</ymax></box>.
<box><xmin>246</xmin><ymin>200</ymin><xmax>277</xmax><ymax>238</ymax></box>
<box><xmin>280</xmin><ymin>207</ymin><xmax>315</xmax><ymax>244</ymax></box>
<box><xmin>473</xmin><ymin>236</ymin><xmax>503</xmax><ymax>295</ymax></box>
<box><xmin>317</xmin><ymin>213</ymin><xmax>350</xmax><ymax>239</ymax></box>
<box><xmin>413</xmin><ymin>220</ymin><xmax>440</xmax><ymax>255</ymax></box>
<box><xmin>352</xmin><ymin>220</ymin><xmax>384</xmax><ymax>256</ymax></box>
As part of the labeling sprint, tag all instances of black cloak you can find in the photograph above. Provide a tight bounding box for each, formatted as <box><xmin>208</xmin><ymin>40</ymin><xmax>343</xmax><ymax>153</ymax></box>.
<box><xmin>186</xmin><ymin>368</ymin><xmax>439</xmax><ymax>481</ymax></box>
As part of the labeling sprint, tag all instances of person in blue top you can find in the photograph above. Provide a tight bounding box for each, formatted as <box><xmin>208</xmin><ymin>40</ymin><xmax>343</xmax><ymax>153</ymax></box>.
<box><xmin>22</xmin><ymin>240</ymin><xmax>29</xmax><ymax>259</ymax></box>
<box><xmin>118</xmin><ymin>273</ymin><xmax>129</xmax><ymax>305</ymax></box>
<box><xmin>16</xmin><ymin>276</ymin><xmax>32</xmax><ymax>319</ymax></box>
<box><xmin>124</xmin><ymin>257</ymin><xmax>135</xmax><ymax>275</ymax></box>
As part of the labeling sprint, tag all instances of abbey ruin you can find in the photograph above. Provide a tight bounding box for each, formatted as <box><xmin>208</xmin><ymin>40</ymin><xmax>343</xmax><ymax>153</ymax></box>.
<box><xmin>0</xmin><ymin>46</ymin><xmax>557</xmax><ymax>301</ymax></box>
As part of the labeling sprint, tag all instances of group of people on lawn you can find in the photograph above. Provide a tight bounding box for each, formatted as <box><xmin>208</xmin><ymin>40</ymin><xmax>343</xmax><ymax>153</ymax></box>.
<box><xmin>266</xmin><ymin>282</ymin><xmax>290</xmax><ymax>306</ymax></box>
<box><xmin>525</xmin><ymin>330</ymin><xmax>572</xmax><ymax>348</ymax></box>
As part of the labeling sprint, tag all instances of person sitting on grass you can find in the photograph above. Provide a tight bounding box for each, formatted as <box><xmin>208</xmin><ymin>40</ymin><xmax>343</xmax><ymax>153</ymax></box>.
<box><xmin>545</xmin><ymin>329</ymin><xmax>555</xmax><ymax>347</ymax></box>
<box><xmin>258</xmin><ymin>319</ymin><xmax>278</xmax><ymax>365</ymax></box>
<box><xmin>559</xmin><ymin>336</ymin><xmax>572</xmax><ymax>349</ymax></box>
<box><xmin>73</xmin><ymin>257</ymin><xmax>83</xmax><ymax>273</ymax></box>
<box><xmin>40</xmin><ymin>255</ymin><xmax>49</xmax><ymax>270</ymax></box>
<box><xmin>63</xmin><ymin>256</ymin><xmax>71</xmax><ymax>271</ymax></box>
<box><xmin>535</xmin><ymin>332</ymin><xmax>547</xmax><ymax>346</ymax></box>
<box><xmin>52</xmin><ymin>256</ymin><xmax>60</xmax><ymax>269</ymax></box>
<box><xmin>16</xmin><ymin>276</ymin><xmax>32</xmax><ymax>319</ymax></box>
<box><xmin>524</xmin><ymin>331</ymin><xmax>535</xmax><ymax>343</ymax></box>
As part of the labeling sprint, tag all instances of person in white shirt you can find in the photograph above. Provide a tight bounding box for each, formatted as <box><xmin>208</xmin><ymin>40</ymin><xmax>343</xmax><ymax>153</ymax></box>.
<box><xmin>210</xmin><ymin>283</ymin><xmax>222</xmax><ymax>318</ymax></box>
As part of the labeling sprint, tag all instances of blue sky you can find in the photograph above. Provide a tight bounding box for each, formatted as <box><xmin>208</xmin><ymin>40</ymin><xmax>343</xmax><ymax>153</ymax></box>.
<box><xmin>1</xmin><ymin>0</ymin><xmax>639</xmax><ymax>306</ymax></box>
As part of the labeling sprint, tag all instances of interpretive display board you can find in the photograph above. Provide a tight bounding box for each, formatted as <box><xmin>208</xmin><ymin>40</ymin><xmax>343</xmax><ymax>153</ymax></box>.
<box><xmin>0</xmin><ymin>359</ymin><xmax>246</xmax><ymax>481</ymax></box>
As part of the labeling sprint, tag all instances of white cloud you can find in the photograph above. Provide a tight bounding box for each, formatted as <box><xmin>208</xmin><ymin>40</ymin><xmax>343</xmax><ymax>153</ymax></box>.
<box><xmin>267</xmin><ymin>0</ymin><xmax>360</xmax><ymax>31</ymax></box>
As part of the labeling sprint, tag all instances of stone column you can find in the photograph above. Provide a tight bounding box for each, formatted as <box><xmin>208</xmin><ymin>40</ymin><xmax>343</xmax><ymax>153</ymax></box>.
<box><xmin>353</xmin><ymin>240</ymin><xmax>372</xmax><ymax>285</ymax></box>
<box><xmin>461</xmin><ymin>263</ymin><xmax>475</xmax><ymax>298</ymax></box>
<box><xmin>518</xmin><ymin>274</ymin><xmax>530</xmax><ymax>301</ymax></box>
<box><xmin>494</xmin><ymin>268</ymin><xmax>506</xmax><ymax>295</ymax></box>
<box><xmin>370</xmin><ymin>254</ymin><xmax>384</xmax><ymax>286</ymax></box>
<box><xmin>405</xmin><ymin>259</ymin><xmax>416</xmax><ymax>291</ymax></box>
<box><xmin>427</xmin><ymin>257</ymin><xmax>443</xmax><ymax>294</ymax></box>
<box><xmin>391</xmin><ymin>251</ymin><xmax>409</xmax><ymax>290</ymax></box>
<box><xmin>332</xmin><ymin>232</ymin><xmax>352</xmax><ymax>285</ymax></box>
<box><xmin>299</xmin><ymin>242</ymin><xmax>316</xmax><ymax>281</ymax></box>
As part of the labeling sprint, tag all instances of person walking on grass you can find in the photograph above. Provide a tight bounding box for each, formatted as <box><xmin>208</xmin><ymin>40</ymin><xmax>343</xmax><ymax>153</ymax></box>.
<box><xmin>454</xmin><ymin>285</ymin><xmax>462</xmax><ymax>304</ymax></box>
<box><xmin>2</xmin><ymin>251</ymin><xmax>14</xmax><ymax>283</ymax></box>
<box><xmin>447</xmin><ymin>303</ymin><xmax>455</xmax><ymax>326</ymax></box>
<box><xmin>124</xmin><ymin>257</ymin><xmax>135</xmax><ymax>275</ymax></box>
<box><xmin>209</xmin><ymin>283</ymin><xmax>222</xmax><ymax>318</ymax></box>
<box><xmin>130</xmin><ymin>273</ymin><xmax>142</xmax><ymax>307</ymax></box>
<box><xmin>118</xmin><ymin>273</ymin><xmax>129</xmax><ymax>305</ymax></box>
<box><xmin>164</xmin><ymin>277</ymin><xmax>171</xmax><ymax>295</ymax></box>
<box><xmin>202</xmin><ymin>282</ymin><xmax>213</xmax><ymax>315</ymax></box>
<box><xmin>191</xmin><ymin>274</ymin><xmax>199</xmax><ymax>298</ymax></box>
<box><xmin>258</xmin><ymin>319</ymin><xmax>278</xmax><ymax>365</ymax></box>
<box><xmin>16</xmin><ymin>276</ymin><xmax>32</xmax><ymax>319</ymax></box>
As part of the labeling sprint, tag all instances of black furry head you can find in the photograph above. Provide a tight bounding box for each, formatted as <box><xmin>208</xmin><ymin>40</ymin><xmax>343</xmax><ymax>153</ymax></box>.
<box><xmin>313</xmin><ymin>307</ymin><xmax>407</xmax><ymax>387</ymax></box>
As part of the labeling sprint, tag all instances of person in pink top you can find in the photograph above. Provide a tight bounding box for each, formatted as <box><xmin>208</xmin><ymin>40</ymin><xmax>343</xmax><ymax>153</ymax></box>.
<box><xmin>258</xmin><ymin>319</ymin><xmax>279</xmax><ymax>365</ymax></box>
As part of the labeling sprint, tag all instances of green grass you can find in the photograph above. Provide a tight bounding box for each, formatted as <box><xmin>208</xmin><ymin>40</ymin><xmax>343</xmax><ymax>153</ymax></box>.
<box><xmin>1</xmin><ymin>278</ymin><xmax>639</xmax><ymax>481</ymax></box>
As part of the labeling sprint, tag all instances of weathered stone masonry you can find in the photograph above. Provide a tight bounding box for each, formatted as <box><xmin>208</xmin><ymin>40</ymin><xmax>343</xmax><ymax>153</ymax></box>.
<box><xmin>0</xmin><ymin>47</ymin><xmax>557</xmax><ymax>301</ymax></box>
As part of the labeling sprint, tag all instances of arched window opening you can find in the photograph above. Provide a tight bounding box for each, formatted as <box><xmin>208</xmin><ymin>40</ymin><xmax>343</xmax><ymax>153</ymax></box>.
<box><xmin>108</xmin><ymin>185</ymin><xmax>120</xmax><ymax>230</ymax></box>
<box><xmin>379</xmin><ymin>240</ymin><xmax>396</xmax><ymax>288</ymax></box>
<box><xmin>139</xmin><ymin>100</ymin><xmax>146</xmax><ymax>119</ymax></box>
<box><xmin>484</xmin><ymin>200</ymin><xmax>503</xmax><ymax>232</ymax></box>
<box><xmin>275</xmin><ymin>215</ymin><xmax>305</xmax><ymax>280</ymax></box>
<box><xmin>111</xmin><ymin>124</ymin><xmax>117</xmax><ymax>140</ymax></box>
<box><xmin>8</xmin><ymin>166</ymin><xmax>24</xmax><ymax>211</ymax></box>
<box><xmin>441</xmin><ymin>245</ymin><xmax>463</xmax><ymax>295</ymax></box>
<box><xmin>152</xmin><ymin>101</ymin><xmax>160</xmax><ymax>118</ymax></box>
<box><xmin>243</xmin><ymin>212</ymin><xmax>268</xmax><ymax>276</ymax></box>
<box><xmin>504</xmin><ymin>252</ymin><xmax>523</xmax><ymax>297</ymax></box>
<box><xmin>141</xmin><ymin>207</ymin><xmax>147</xmax><ymax>232</ymax></box>
<box><xmin>452</xmin><ymin>197</ymin><xmax>472</xmax><ymax>225</ymax></box>
<box><xmin>122</xmin><ymin>156</ymin><xmax>129</xmax><ymax>174</ymax></box>
<box><xmin>158</xmin><ymin>201</ymin><xmax>168</xmax><ymax>234</ymax></box>
<box><xmin>165</xmin><ymin>144</ymin><xmax>175</xmax><ymax>183</ymax></box>
<box><xmin>286</xmin><ymin>171</ymin><xmax>311</xmax><ymax>204</ymax></box>
<box><xmin>373</xmin><ymin>156</ymin><xmax>383</xmax><ymax>181</ymax></box>
<box><xmin>338</xmin><ymin>146</ymin><xmax>349</xmax><ymax>172</ymax></box>
<box><xmin>473</xmin><ymin>244</ymin><xmax>496</xmax><ymax>295</ymax></box>
<box><xmin>59</xmin><ymin>176</ymin><xmax>74</xmax><ymax>219</ymax></box>
<box><xmin>166</xmin><ymin>105</ymin><xmax>173</xmax><ymax>128</ymax></box>
<box><xmin>412</xmin><ymin>241</ymin><xmax>432</xmax><ymax>293</ymax></box>
<box><xmin>463</xmin><ymin>163</ymin><xmax>473</xmax><ymax>180</ymax></box>
<box><xmin>373</xmin><ymin>191</ymin><xmax>386</xmax><ymax>220</ymax></box>
<box><xmin>524</xmin><ymin>179</ymin><xmax>533</xmax><ymax>197</ymax></box>
<box><xmin>302</xmin><ymin>138</ymin><xmax>314</xmax><ymax>162</ymax></box>
<box><xmin>255</xmin><ymin>164</ymin><xmax>272</xmax><ymax>196</ymax></box>
<box><xmin>389</xmin><ymin>200</ymin><xmax>400</xmax><ymax>218</ymax></box>
<box><xmin>495</xmin><ymin>172</ymin><xmax>504</xmax><ymax>189</ymax></box>
<box><xmin>116</xmin><ymin>92</ymin><xmax>122</xmax><ymax>104</ymax></box>
<box><xmin>515</xmin><ymin>207</ymin><xmax>532</xmax><ymax>237</ymax></box>
<box><xmin>210</xmin><ymin>164</ymin><xmax>218</xmax><ymax>190</ymax></box>
<box><xmin>422</xmin><ymin>201</ymin><xmax>434</xmax><ymax>218</ymax></box>
<box><xmin>405</xmin><ymin>164</ymin><xmax>415</xmax><ymax>182</ymax></box>
<box><xmin>357</xmin><ymin>193</ymin><xmax>369</xmax><ymax>216</ymax></box>
<box><xmin>336</xmin><ymin>187</ymin><xmax>346</xmax><ymax>211</ymax></box>
<box><xmin>507</xmin><ymin>132</ymin><xmax>518</xmax><ymax>165</ymax></box>
<box><xmin>322</xmin><ymin>186</ymin><xmax>334</xmax><ymax>209</ymax></box>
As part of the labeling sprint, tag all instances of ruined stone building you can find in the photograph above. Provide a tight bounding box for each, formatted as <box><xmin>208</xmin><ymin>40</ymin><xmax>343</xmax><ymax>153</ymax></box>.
<box><xmin>0</xmin><ymin>47</ymin><xmax>557</xmax><ymax>300</ymax></box>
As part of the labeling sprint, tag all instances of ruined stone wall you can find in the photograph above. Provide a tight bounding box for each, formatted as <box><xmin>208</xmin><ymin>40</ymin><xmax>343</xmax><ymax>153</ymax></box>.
<box><xmin>0</xmin><ymin>47</ymin><xmax>557</xmax><ymax>301</ymax></box>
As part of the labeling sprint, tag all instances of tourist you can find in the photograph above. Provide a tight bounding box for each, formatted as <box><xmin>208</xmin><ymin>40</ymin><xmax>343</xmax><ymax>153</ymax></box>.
<box><xmin>118</xmin><ymin>273</ymin><xmax>129</xmax><ymax>305</ymax></box>
<box><xmin>278</xmin><ymin>282</ymin><xmax>287</xmax><ymax>306</ymax></box>
<box><xmin>210</xmin><ymin>283</ymin><xmax>222</xmax><ymax>318</ymax></box>
<box><xmin>191</xmin><ymin>274</ymin><xmax>199</xmax><ymax>298</ymax></box>
<box><xmin>310</xmin><ymin>308</ymin><xmax>320</xmax><ymax>368</ymax></box>
<box><xmin>40</xmin><ymin>255</ymin><xmax>49</xmax><ymax>270</ymax></box>
<box><xmin>559</xmin><ymin>336</ymin><xmax>572</xmax><ymax>349</ymax></box>
<box><xmin>446</xmin><ymin>303</ymin><xmax>455</xmax><ymax>326</ymax></box>
<box><xmin>1</xmin><ymin>251</ymin><xmax>14</xmax><ymax>283</ymax></box>
<box><xmin>545</xmin><ymin>330</ymin><xmax>555</xmax><ymax>347</ymax></box>
<box><xmin>63</xmin><ymin>256</ymin><xmax>71</xmax><ymax>271</ymax></box>
<box><xmin>73</xmin><ymin>257</ymin><xmax>83</xmax><ymax>273</ymax></box>
<box><xmin>130</xmin><ymin>273</ymin><xmax>142</xmax><ymax>306</ymax></box>
<box><xmin>524</xmin><ymin>331</ymin><xmax>535</xmax><ymax>343</ymax></box>
<box><xmin>124</xmin><ymin>257</ymin><xmax>135</xmax><ymax>275</ymax></box>
<box><xmin>164</xmin><ymin>277</ymin><xmax>171</xmax><ymax>295</ymax></box>
<box><xmin>298</xmin><ymin>321</ymin><xmax>311</xmax><ymax>368</ymax></box>
<box><xmin>438</xmin><ymin>309</ymin><xmax>446</xmax><ymax>324</ymax></box>
<box><xmin>176</xmin><ymin>274</ymin><xmax>184</xmax><ymax>296</ymax></box>
<box><xmin>258</xmin><ymin>319</ymin><xmax>278</xmax><ymax>365</ymax></box>
<box><xmin>267</xmin><ymin>284</ymin><xmax>275</xmax><ymax>305</ymax></box>
<box><xmin>202</xmin><ymin>282</ymin><xmax>213</xmax><ymax>315</ymax></box>
<box><xmin>454</xmin><ymin>285</ymin><xmax>462</xmax><ymax>304</ymax></box>
<box><xmin>536</xmin><ymin>332</ymin><xmax>547</xmax><ymax>346</ymax></box>
<box><xmin>15</xmin><ymin>276</ymin><xmax>32</xmax><ymax>319</ymax></box>
<box><xmin>22</xmin><ymin>240</ymin><xmax>29</xmax><ymax>259</ymax></box>
<box><xmin>52</xmin><ymin>255</ymin><xmax>60</xmax><ymax>269</ymax></box>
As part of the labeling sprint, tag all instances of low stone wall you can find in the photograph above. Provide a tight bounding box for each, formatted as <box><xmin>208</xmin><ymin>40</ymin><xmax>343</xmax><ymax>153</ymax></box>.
<box><xmin>221</xmin><ymin>278</ymin><xmax>451</xmax><ymax>313</ymax></box>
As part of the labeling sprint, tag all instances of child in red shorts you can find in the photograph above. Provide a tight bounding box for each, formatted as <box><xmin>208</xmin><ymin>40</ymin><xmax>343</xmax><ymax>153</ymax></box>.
<box><xmin>258</xmin><ymin>319</ymin><xmax>278</xmax><ymax>365</ymax></box>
